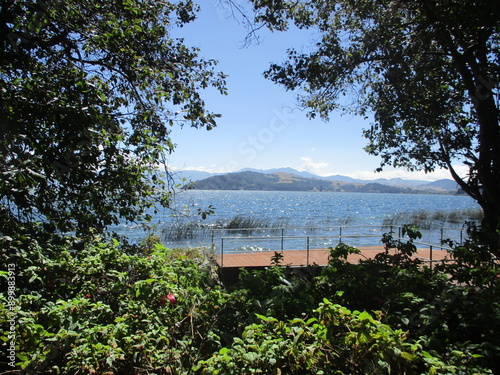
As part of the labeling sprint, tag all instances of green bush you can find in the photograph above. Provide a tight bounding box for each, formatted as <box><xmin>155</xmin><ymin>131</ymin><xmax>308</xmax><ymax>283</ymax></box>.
<box><xmin>195</xmin><ymin>298</ymin><xmax>492</xmax><ymax>375</ymax></box>
<box><xmin>1</xmin><ymin>234</ymin><xmax>227</xmax><ymax>374</ymax></box>
<box><xmin>2</xmin><ymin>226</ymin><xmax>499</xmax><ymax>374</ymax></box>
<box><xmin>195</xmin><ymin>299</ymin><xmax>418</xmax><ymax>375</ymax></box>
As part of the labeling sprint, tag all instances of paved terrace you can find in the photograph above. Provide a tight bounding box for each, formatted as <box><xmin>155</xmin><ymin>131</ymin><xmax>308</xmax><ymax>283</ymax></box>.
<box><xmin>216</xmin><ymin>246</ymin><xmax>452</xmax><ymax>268</ymax></box>
<box><xmin>210</xmin><ymin>226</ymin><xmax>463</xmax><ymax>269</ymax></box>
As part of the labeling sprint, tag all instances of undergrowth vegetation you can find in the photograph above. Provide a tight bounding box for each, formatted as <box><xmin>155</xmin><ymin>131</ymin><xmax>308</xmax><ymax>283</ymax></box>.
<box><xmin>1</xmin><ymin>226</ymin><xmax>500</xmax><ymax>374</ymax></box>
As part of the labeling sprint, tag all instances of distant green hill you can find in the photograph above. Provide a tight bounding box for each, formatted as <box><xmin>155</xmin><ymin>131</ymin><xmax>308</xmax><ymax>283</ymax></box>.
<box><xmin>185</xmin><ymin>171</ymin><xmax>451</xmax><ymax>194</ymax></box>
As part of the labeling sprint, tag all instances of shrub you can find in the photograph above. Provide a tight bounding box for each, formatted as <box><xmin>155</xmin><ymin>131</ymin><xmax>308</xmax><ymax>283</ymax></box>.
<box><xmin>195</xmin><ymin>298</ymin><xmax>491</xmax><ymax>375</ymax></box>
<box><xmin>2</xmin><ymin>224</ymin><xmax>499</xmax><ymax>374</ymax></box>
<box><xmin>0</xmin><ymin>234</ymin><xmax>227</xmax><ymax>374</ymax></box>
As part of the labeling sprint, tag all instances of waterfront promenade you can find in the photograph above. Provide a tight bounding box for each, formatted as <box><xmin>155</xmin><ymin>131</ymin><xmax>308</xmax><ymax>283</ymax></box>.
<box><xmin>216</xmin><ymin>246</ymin><xmax>451</xmax><ymax>268</ymax></box>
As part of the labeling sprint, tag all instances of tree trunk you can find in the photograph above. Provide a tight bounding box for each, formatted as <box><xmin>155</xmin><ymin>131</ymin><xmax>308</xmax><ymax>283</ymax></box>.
<box><xmin>475</xmin><ymin>86</ymin><xmax>500</xmax><ymax>257</ymax></box>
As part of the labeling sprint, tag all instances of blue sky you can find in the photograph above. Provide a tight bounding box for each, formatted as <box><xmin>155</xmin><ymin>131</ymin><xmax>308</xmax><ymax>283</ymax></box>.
<box><xmin>167</xmin><ymin>2</ymin><xmax>464</xmax><ymax>181</ymax></box>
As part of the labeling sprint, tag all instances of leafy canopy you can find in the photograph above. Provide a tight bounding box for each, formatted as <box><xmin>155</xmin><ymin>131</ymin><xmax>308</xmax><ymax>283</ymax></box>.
<box><xmin>246</xmin><ymin>0</ymin><xmax>500</xmax><ymax>233</ymax></box>
<box><xmin>0</xmin><ymin>0</ymin><xmax>227</xmax><ymax>235</ymax></box>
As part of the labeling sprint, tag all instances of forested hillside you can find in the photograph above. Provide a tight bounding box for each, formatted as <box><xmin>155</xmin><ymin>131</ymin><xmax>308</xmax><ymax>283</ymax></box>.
<box><xmin>188</xmin><ymin>171</ymin><xmax>453</xmax><ymax>194</ymax></box>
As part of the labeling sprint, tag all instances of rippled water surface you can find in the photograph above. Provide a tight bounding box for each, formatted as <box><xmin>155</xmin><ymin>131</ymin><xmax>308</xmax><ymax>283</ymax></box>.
<box><xmin>115</xmin><ymin>190</ymin><xmax>480</xmax><ymax>250</ymax></box>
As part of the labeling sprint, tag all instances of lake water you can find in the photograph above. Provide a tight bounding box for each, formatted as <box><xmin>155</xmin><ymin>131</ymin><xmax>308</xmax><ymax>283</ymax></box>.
<box><xmin>115</xmin><ymin>190</ymin><xmax>481</xmax><ymax>252</ymax></box>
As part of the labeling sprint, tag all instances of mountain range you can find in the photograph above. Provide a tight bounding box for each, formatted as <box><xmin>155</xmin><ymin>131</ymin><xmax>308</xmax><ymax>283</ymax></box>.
<box><xmin>175</xmin><ymin>167</ymin><xmax>460</xmax><ymax>193</ymax></box>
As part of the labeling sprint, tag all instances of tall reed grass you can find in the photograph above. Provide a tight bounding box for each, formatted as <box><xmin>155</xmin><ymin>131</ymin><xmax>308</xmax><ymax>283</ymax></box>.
<box><xmin>161</xmin><ymin>221</ymin><xmax>206</xmax><ymax>242</ymax></box>
<box><xmin>161</xmin><ymin>208</ymin><xmax>483</xmax><ymax>243</ymax></box>
<box><xmin>219</xmin><ymin>215</ymin><xmax>290</xmax><ymax>230</ymax></box>
<box><xmin>161</xmin><ymin>215</ymin><xmax>291</xmax><ymax>242</ymax></box>
<box><xmin>382</xmin><ymin>208</ymin><xmax>483</xmax><ymax>229</ymax></box>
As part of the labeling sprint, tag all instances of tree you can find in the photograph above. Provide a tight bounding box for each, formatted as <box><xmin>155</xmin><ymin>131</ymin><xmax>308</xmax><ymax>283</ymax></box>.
<box><xmin>244</xmin><ymin>0</ymin><xmax>500</xmax><ymax>251</ymax></box>
<box><xmin>0</xmin><ymin>0</ymin><xmax>227</xmax><ymax>236</ymax></box>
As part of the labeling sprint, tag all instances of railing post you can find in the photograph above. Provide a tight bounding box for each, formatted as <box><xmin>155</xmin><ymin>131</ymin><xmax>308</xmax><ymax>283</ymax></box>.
<box><xmin>430</xmin><ymin>245</ymin><xmax>433</xmax><ymax>272</ymax></box>
<box><xmin>339</xmin><ymin>226</ymin><xmax>342</xmax><ymax>244</ymax></box>
<box><xmin>220</xmin><ymin>237</ymin><xmax>224</xmax><ymax>268</ymax></box>
<box><xmin>281</xmin><ymin>228</ymin><xmax>284</xmax><ymax>251</ymax></box>
<box><xmin>307</xmin><ymin>236</ymin><xmax>310</xmax><ymax>266</ymax></box>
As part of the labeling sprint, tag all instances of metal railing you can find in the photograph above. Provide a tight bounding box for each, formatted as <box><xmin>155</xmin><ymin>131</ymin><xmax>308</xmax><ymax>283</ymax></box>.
<box><xmin>212</xmin><ymin>225</ymin><xmax>467</xmax><ymax>268</ymax></box>
<box><xmin>213</xmin><ymin>225</ymin><xmax>401</xmax><ymax>247</ymax></box>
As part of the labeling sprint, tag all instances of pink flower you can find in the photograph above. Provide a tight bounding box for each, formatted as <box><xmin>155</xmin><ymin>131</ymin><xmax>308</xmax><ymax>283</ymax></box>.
<box><xmin>159</xmin><ymin>293</ymin><xmax>176</xmax><ymax>306</ymax></box>
<box><xmin>166</xmin><ymin>293</ymin><xmax>176</xmax><ymax>304</ymax></box>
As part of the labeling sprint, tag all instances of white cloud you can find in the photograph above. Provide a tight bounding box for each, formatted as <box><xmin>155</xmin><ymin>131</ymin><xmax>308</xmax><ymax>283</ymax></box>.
<box><xmin>298</xmin><ymin>157</ymin><xmax>331</xmax><ymax>176</ymax></box>
<box><xmin>347</xmin><ymin>165</ymin><xmax>470</xmax><ymax>182</ymax></box>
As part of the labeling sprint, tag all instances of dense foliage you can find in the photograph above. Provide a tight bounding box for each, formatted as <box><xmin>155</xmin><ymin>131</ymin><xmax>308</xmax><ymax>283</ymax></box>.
<box><xmin>243</xmin><ymin>0</ymin><xmax>500</xmax><ymax>252</ymax></box>
<box><xmin>2</xmin><ymin>230</ymin><xmax>500</xmax><ymax>374</ymax></box>
<box><xmin>0</xmin><ymin>0</ymin><xmax>226</xmax><ymax>236</ymax></box>
<box><xmin>1</xmin><ymin>235</ymin><xmax>226</xmax><ymax>374</ymax></box>
<box><xmin>2</xmin><ymin>1</ymin><xmax>500</xmax><ymax>374</ymax></box>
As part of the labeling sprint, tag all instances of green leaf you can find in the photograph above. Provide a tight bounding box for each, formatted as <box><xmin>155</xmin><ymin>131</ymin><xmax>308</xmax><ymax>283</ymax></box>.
<box><xmin>357</xmin><ymin>311</ymin><xmax>373</xmax><ymax>322</ymax></box>
<box><xmin>219</xmin><ymin>347</ymin><xmax>230</xmax><ymax>355</ymax></box>
<box><xmin>243</xmin><ymin>352</ymin><xmax>259</xmax><ymax>363</ymax></box>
